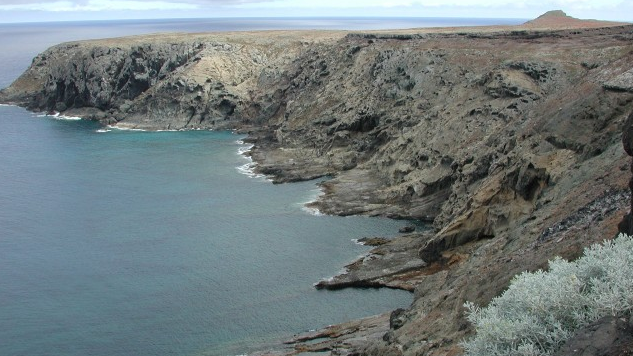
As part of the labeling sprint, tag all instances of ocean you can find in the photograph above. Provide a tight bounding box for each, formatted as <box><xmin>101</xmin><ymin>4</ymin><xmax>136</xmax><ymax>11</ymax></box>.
<box><xmin>0</xmin><ymin>17</ymin><xmax>522</xmax><ymax>356</ymax></box>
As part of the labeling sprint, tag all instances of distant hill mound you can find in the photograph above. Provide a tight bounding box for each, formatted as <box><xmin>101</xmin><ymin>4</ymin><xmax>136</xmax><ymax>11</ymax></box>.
<box><xmin>523</xmin><ymin>9</ymin><xmax>628</xmax><ymax>29</ymax></box>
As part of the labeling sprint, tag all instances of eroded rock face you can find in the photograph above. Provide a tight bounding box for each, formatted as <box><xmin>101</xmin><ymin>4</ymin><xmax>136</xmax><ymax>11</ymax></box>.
<box><xmin>2</xmin><ymin>22</ymin><xmax>633</xmax><ymax>356</ymax></box>
<box><xmin>5</xmin><ymin>41</ymin><xmax>203</xmax><ymax>116</ymax></box>
<box><xmin>242</xmin><ymin>26</ymin><xmax>633</xmax><ymax>356</ymax></box>
<box><xmin>618</xmin><ymin>110</ymin><xmax>633</xmax><ymax>236</ymax></box>
<box><xmin>0</xmin><ymin>32</ymin><xmax>340</xmax><ymax>130</ymax></box>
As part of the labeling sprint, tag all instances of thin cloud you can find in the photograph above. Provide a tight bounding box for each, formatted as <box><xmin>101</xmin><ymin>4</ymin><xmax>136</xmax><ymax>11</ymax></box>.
<box><xmin>244</xmin><ymin>0</ymin><xmax>628</xmax><ymax>9</ymax></box>
<box><xmin>0</xmin><ymin>0</ymin><xmax>274</xmax><ymax>11</ymax></box>
<box><xmin>0</xmin><ymin>1</ymin><xmax>188</xmax><ymax>11</ymax></box>
<box><xmin>0</xmin><ymin>0</ymin><xmax>627</xmax><ymax>11</ymax></box>
<box><xmin>0</xmin><ymin>0</ymin><xmax>269</xmax><ymax>5</ymax></box>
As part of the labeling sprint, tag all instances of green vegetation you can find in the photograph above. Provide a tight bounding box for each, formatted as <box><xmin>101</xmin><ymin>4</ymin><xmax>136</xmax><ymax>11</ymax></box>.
<box><xmin>462</xmin><ymin>234</ymin><xmax>633</xmax><ymax>356</ymax></box>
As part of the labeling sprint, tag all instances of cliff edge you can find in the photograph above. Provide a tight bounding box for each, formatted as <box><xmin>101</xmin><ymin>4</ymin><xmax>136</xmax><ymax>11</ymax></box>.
<box><xmin>2</xmin><ymin>13</ymin><xmax>633</xmax><ymax>356</ymax></box>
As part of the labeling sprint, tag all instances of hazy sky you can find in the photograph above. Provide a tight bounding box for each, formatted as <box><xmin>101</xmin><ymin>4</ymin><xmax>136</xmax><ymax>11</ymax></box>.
<box><xmin>0</xmin><ymin>0</ymin><xmax>630</xmax><ymax>23</ymax></box>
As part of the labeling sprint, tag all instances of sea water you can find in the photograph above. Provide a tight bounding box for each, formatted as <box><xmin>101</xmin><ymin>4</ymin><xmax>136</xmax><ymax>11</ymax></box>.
<box><xmin>0</xmin><ymin>18</ymin><xmax>522</xmax><ymax>356</ymax></box>
<box><xmin>0</xmin><ymin>109</ymin><xmax>408</xmax><ymax>356</ymax></box>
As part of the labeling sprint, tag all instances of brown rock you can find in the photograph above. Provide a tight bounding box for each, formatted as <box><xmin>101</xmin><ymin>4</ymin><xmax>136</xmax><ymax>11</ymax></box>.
<box><xmin>553</xmin><ymin>316</ymin><xmax>633</xmax><ymax>356</ymax></box>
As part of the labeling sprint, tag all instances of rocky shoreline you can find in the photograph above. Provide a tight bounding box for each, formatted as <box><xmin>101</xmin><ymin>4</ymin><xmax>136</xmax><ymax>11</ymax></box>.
<box><xmin>2</xmin><ymin>11</ymin><xmax>633</xmax><ymax>356</ymax></box>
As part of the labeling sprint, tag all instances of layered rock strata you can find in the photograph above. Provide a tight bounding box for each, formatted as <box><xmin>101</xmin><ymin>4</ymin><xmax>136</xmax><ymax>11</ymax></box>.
<box><xmin>2</xmin><ymin>13</ymin><xmax>633</xmax><ymax>356</ymax></box>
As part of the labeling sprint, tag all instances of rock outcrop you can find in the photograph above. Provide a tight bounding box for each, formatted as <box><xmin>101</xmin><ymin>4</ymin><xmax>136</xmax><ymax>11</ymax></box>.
<box><xmin>0</xmin><ymin>31</ymin><xmax>344</xmax><ymax>130</ymax></box>
<box><xmin>619</xmin><ymin>110</ymin><xmax>633</xmax><ymax>235</ymax></box>
<box><xmin>554</xmin><ymin>316</ymin><xmax>633</xmax><ymax>356</ymax></box>
<box><xmin>2</xmin><ymin>15</ymin><xmax>633</xmax><ymax>356</ymax></box>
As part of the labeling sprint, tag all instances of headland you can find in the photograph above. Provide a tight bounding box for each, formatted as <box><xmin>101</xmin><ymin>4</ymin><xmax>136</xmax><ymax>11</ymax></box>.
<box><xmin>2</xmin><ymin>10</ymin><xmax>633</xmax><ymax>356</ymax></box>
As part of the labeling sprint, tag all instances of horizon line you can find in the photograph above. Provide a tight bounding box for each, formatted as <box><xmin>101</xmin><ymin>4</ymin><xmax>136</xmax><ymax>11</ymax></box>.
<box><xmin>0</xmin><ymin>15</ymin><xmax>536</xmax><ymax>25</ymax></box>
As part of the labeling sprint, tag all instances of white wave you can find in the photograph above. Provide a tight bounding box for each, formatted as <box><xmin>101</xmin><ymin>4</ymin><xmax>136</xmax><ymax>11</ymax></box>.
<box><xmin>106</xmin><ymin>124</ymin><xmax>146</xmax><ymax>132</ymax></box>
<box><xmin>236</xmin><ymin>142</ymin><xmax>254</xmax><ymax>157</ymax></box>
<box><xmin>37</xmin><ymin>112</ymin><xmax>83</xmax><ymax>120</ymax></box>
<box><xmin>301</xmin><ymin>204</ymin><xmax>323</xmax><ymax>216</ymax></box>
<box><xmin>0</xmin><ymin>104</ymin><xmax>16</xmax><ymax>107</ymax></box>
<box><xmin>236</xmin><ymin>162</ymin><xmax>270</xmax><ymax>180</ymax></box>
<box><xmin>234</xmin><ymin>140</ymin><xmax>273</xmax><ymax>181</ymax></box>
<box><xmin>314</xmin><ymin>276</ymin><xmax>335</xmax><ymax>286</ymax></box>
<box><xmin>313</xmin><ymin>267</ymin><xmax>350</xmax><ymax>287</ymax></box>
<box><xmin>236</xmin><ymin>162</ymin><xmax>255</xmax><ymax>175</ymax></box>
<box><xmin>56</xmin><ymin>114</ymin><xmax>82</xmax><ymax>120</ymax></box>
<box><xmin>237</xmin><ymin>146</ymin><xmax>253</xmax><ymax>157</ymax></box>
<box><xmin>299</xmin><ymin>186</ymin><xmax>325</xmax><ymax>216</ymax></box>
<box><xmin>96</xmin><ymin>128</ymin><xmax>111</xmax><ymax>133</ymax></box>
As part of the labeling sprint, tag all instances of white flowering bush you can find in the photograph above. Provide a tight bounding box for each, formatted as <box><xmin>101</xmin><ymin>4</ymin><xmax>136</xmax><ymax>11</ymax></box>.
<box><xmin>462</xmin><ymin>233</ymin><xmax>633</xmax><ymax>356</ymax></box>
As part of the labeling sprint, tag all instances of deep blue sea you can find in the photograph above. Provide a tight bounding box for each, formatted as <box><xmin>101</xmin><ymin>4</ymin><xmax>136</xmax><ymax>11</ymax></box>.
<box><xmin>0</xmin><ymin>17</ymin><xmax>522</xmax><ymax>356</ymax></box>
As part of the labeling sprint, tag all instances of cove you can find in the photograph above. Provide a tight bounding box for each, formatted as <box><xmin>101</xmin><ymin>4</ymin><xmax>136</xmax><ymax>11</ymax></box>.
<box><xmin>0</xmin><ymin>105</ymin><xmax>411</xmax><ymax>356</ymax></box>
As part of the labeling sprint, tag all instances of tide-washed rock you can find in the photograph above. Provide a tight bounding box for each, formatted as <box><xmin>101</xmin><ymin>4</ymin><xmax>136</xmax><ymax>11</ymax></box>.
<box><xmin>399</xmin><ymin>225</ymin><xmax>416</xmax><ymax>233</ymax></box>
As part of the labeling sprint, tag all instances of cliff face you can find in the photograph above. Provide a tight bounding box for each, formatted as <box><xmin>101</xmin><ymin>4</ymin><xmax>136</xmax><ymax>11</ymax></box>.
<box><xmin>2</xmin><ymin>20</ymin><xmax>633</xmax><ymax>356</ymax></box>
<box><xmin>0</xmin><ymin>31</ymin><xmax>343</xmax><ymax>130</ymax></box>
<box><xmin>247</xmin><ymin>26</ymin><xmax>633</xmax><ymax>355</ymax></box>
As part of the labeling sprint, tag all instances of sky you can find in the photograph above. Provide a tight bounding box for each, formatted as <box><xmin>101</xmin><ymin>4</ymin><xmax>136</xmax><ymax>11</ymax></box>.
<box><xmin>0</xmin><ymin>0</ymin><xmax>630</xmax><ymax>23</ymax></box>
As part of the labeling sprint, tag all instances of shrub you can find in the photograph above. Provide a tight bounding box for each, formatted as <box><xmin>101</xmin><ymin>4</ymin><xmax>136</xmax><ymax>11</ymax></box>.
<box><xmin>462</xmin><ymin>233</ymin><xmax>633</xmax><ymax>356</ymax></box>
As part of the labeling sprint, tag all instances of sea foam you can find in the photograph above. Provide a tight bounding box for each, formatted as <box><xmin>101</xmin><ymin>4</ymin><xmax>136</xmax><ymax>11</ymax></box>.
<box><xmin>299</xmin><ymin>187</ymin><xmax>325</xmax><ymax>216</ymax></box>
<box><xmin>235</xmin><ymin>140</ymin><xmax>271</xmax><ymax>181</ymax></box>
<box><xmin>313</xmin><ymin>266</ymin><xmax>350</xmax><ymax>287</ymax></box>
<box><xmin>106</xmin><ymin>124</ymin><xmax>146</xmax><ymax>132</ymax></box>
<box><xmin>37</xmin><ymin>112</ymin><xmax>82</xmax><ymax>120</ymax></box>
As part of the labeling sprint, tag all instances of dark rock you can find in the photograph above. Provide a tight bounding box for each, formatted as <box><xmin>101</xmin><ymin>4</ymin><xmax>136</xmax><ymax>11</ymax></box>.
<box><xmin>506</xmin><ymin>162</ymin><xmax>549</xmax><ymax>201</ymax></box>
<box><xmin>484</xmin><ymin>70</ymin><xmax>541</xmax><ymax>99</ymax></box>
<box><xmin>217</xmin><ymin>98</ymin><xmax>236</xmax><ymax>116</ymax></box>
<box><xmin>619</xmin><ymin>110</ymin><xmax>633</xmax><ymax>236</ymax></box>
<box><xmin>553</xmin><ymin>316</ymin><xmax>633</xmax><ymax>356</ymax></box>
<box><xmin>418</xmin><ymin>236</ymin><xmax>446</xmax><ymax>263</ymax></box>
<box><xmin>544</xmin><ymin>189</ymin><xmax>630</xmax><ymax>242</ymax></box>
<box><xmin>622</xmin><ymin>110</ymin><xmax>633</xmax><ymax>157</ymax></box>
<box><xmin>399</xmin><ymin>225</ymin><xmax>416</xmax><ymax>233</ymax></box>
<box><xmin>357</xmin><ymin>237</ymin><xmax>390</xmax><ymax>246</ymax></box>
<box><xmin>508</xmin><ymin>61</ymin><xmax>557</xmax><ymax>83</ymax></box>
<box><xmin>389</xmin><ymin>308</ymin><xmax>407</xmax><ymax>330</ymax></box>
<box><xmin>383</xmin><ymin>330</ymin><xmax>395</xmax><ymax>342</ymax></box>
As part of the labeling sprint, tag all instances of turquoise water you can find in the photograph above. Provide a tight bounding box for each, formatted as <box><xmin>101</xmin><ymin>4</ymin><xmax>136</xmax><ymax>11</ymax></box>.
<box><xmin>0</xmin><ymin>106</ymin><xmax>411</xmax><ymax>355</ymax></box>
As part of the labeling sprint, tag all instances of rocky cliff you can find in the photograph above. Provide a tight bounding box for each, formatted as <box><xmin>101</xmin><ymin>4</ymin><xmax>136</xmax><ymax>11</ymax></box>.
<box><xmin>0</xmin><ymin>31</ymin><xmax>344</xmax><ymax>130</ymax></box>
<box><xmin>2</xmin><ymin>13</ymin><xmax>633</xmax><ymax>356</ymax></box>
